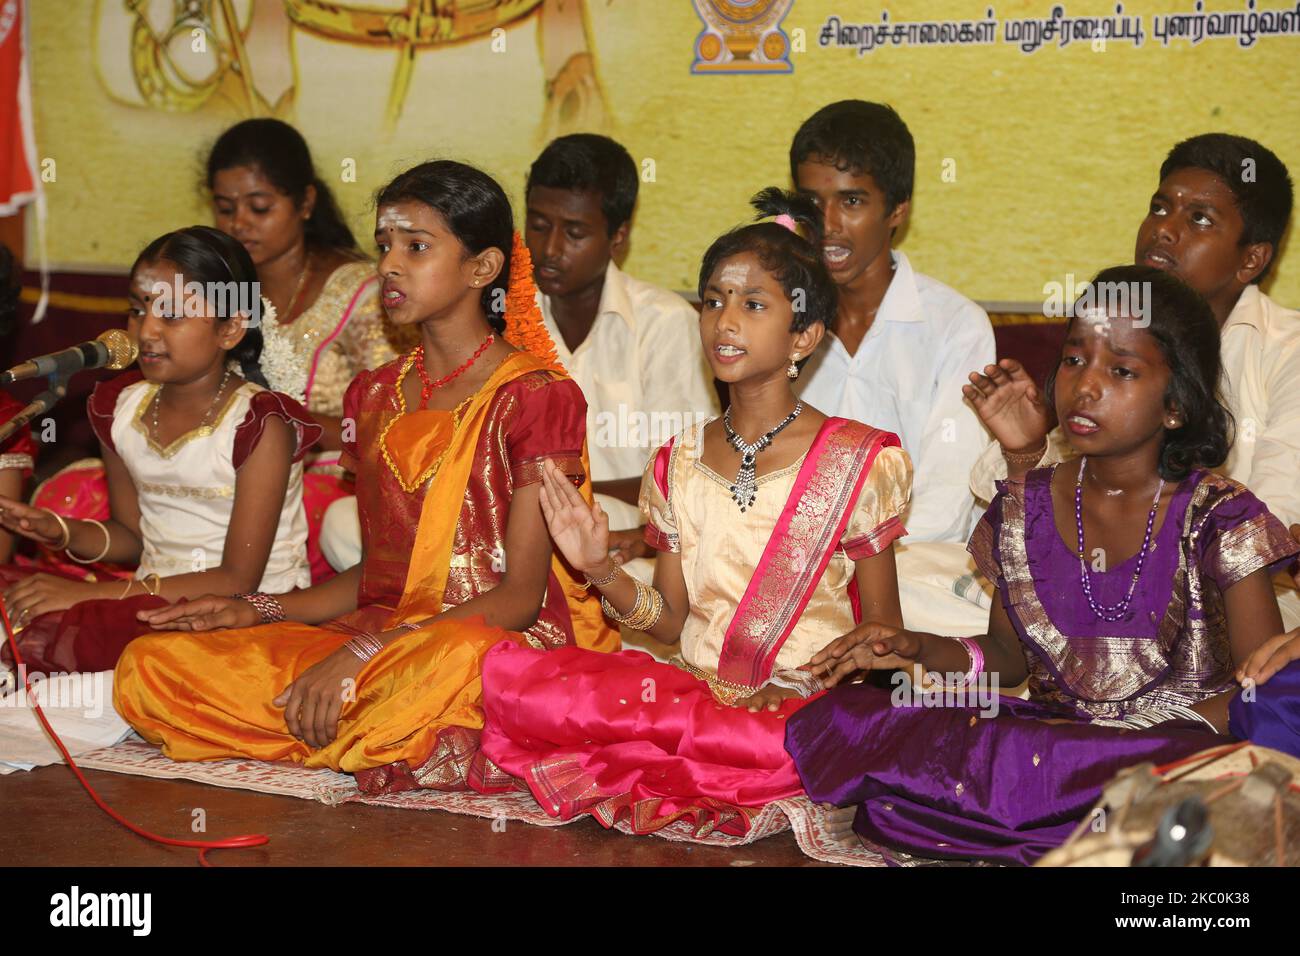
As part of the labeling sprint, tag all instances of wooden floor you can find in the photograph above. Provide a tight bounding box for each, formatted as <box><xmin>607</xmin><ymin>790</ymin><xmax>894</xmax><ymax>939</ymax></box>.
<box><xmin>0</xmin><ymin>765</ymin><xmax>831</xmax><ymax>867</ymax></box>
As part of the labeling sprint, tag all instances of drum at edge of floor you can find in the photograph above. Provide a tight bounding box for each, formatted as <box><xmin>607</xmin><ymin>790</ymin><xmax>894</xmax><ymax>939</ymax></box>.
<box><xmin>1036</xmin><ymin>742</ymin><xmax>1300</xmax><ymax>867</ymax></box>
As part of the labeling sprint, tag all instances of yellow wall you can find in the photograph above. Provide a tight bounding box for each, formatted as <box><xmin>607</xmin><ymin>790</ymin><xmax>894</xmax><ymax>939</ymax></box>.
<box><xmin>27</xmin><ymin>1</ymin><xmax>1300</xmax><ymax>303</ymax></box>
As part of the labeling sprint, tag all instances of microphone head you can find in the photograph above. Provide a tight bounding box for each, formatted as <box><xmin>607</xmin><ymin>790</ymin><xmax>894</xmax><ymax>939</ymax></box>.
<box><xmin>97</xmin><ymin>329</ymin><xmax>139</xmax><ymax>370</ymax></box>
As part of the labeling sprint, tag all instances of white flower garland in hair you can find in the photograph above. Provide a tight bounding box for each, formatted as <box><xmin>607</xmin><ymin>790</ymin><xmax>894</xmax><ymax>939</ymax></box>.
<box><xmin>254</xmin><ymin>296</ymin><xmax>308</xmax><ymax>402</ymax></box>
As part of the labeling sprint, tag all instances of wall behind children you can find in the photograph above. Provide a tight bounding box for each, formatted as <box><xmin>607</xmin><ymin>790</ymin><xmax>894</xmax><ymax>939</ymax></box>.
<box><xmin>26</xmin><ymin>0</ymin><xmax>1300</xmax><ymax>306</ymax></box>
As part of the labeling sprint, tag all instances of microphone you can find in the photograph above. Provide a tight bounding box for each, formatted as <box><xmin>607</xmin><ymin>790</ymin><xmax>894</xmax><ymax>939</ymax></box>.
<box><xmin>0</xmin><ymin>330</ymin><xmax>139</xmax><ymax>385</ymax></box>
<box><xmin>0</xmin><ymin>382</ymin><xmax>69</xmax><ymax>446</ymax></box>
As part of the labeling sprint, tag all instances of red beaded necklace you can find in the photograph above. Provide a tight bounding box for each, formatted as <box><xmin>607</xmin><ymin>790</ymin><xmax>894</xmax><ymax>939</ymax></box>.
<box><xmin>412</xmin><ymin>334</ymin><xmax>494</xmax><ymax>406</ymax></box>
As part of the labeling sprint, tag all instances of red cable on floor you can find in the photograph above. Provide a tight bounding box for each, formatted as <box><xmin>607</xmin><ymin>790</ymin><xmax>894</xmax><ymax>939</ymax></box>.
<box><xmin>1</xmin><ymin>596</ymin><xmax>269</xmax><ymax>866</ymax></box>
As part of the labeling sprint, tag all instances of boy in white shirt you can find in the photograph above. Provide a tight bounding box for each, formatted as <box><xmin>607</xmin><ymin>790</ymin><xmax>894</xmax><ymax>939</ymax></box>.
<box><xmin>791</xmin><ymin>100</ymin><xmax>995</xmax><ymax>544</ymax></box>
<box><xmin>525</xmin><ymin>134</ymin><xmax>718</xmax><ymax>565</ymax></box>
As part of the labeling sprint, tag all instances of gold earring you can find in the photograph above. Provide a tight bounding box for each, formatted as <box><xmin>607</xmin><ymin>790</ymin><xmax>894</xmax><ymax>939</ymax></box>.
<box><xmin>787</xmin><ymin>356</ymin><xmax>800</xmax><ymax>380</ymax></box>
<box><xmin>1166</xmin><ymin>417</ymin><xmax>1180</xmax><ymax>428</ymax></box>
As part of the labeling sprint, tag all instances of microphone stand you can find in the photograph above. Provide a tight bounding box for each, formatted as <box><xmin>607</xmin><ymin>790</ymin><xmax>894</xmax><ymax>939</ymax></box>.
<box><xmin>0</xmin><ymin>373</ymin><xmax>71</xmax><ymax>446</ymax></box>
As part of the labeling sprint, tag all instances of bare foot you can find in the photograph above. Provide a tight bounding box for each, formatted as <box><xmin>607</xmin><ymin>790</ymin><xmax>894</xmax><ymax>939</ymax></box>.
<box><xmin>822</xmin><ymin>803</ymin><xmax>860</xmax><ymax>845</ymax></box>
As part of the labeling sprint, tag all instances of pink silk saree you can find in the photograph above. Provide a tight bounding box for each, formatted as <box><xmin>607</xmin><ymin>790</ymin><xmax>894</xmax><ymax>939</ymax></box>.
<box><xmin>474</xmin><ymin>419</ymin><xmax>900</xmax><ymax>836</ymax></box>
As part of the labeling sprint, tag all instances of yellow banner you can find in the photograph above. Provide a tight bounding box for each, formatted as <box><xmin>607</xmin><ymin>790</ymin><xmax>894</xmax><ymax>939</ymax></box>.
<box><xmin>24</xmin><ymin>1</ymin><xmax>1300</xmax><ymax>305</ymax></box>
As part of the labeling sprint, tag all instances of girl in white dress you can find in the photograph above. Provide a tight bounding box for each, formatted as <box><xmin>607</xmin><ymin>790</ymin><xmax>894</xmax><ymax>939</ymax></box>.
<box><xmin>0</xmin><ymin>226</ymin><xmax>319</xmax><ymax>673</ymax></box>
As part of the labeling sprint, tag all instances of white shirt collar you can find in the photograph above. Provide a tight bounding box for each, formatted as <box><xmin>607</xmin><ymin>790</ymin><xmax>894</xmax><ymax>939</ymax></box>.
<box><xmin>1221</xmin><ymin>283</ymin><xmax>1264</xmax><ymax>335</ymax></box>
<box><xmin>876</xmin><ymin>250</ymin><xmax>925</xmax><ymax>324</ymax></box>
<box><xmin>539</xmin><ymin>259</ymin><xmax>636</xmax><ymax>343</ymax></box>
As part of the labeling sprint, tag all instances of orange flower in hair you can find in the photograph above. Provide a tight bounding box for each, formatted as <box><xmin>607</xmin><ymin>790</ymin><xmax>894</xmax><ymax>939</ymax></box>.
<box><xmin>503</xmin><ymin>232</ymin><xmax>561</xmax><ymax>369</ymax></box>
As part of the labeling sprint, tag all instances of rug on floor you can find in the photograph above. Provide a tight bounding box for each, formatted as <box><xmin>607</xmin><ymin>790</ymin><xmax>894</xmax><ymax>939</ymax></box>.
<box><xmin>72</xmin><ymin>739</ymin><xmax>909</xmax><ymax>866</ymax></box>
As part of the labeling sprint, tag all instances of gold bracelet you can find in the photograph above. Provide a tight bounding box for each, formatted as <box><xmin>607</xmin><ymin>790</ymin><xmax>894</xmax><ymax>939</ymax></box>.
<box><xmin>601</xmin><ymin>581</ymin><xmax>645</xmax><ymax>625</ymax></box>
<box><xmin>67</xmin><ymin>518</ymin><xmax>112</xmax><ymax>564</ymax></box>
<box><xmin>629</xmin><ymin>585</ymin><xmax>664</xmax><ymax>631</ymax></box>
<box><xmin>44</xmin><ymin>509</ymin><xmax>72</xmax><ymax>551</ymax></box>
<box><xmin>142</xmin><ymin>573</ymin><xmax>162</xmax><ymax>597</ymax></box>
<box><xmin>118</xmin><ymin>578</ymin><xmax>136</xmax><ymax>599</ymax></box>
<box><xmin>621</xmin><ymin>579</ymin><xmax>653</xmax><ymax>631</ymax></box>
<box><xmin>1001</xmin><ymin>442</ymin><xmax>1047</xmax><ymax>467</ymax></box>
<box><xmin>601</xmin><ymin>578</ymin><xmax>664</xmax><ymax>632</ymax></box>
<box><xmin>585</xmin><ymin>562</ymin><xmax>621</xmax><ymax>588</ymax></box>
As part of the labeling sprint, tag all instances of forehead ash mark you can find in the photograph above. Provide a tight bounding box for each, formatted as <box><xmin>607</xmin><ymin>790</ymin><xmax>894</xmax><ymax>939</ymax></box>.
<box><xmin>718</xmin><ymin>262</ymin><xmax>751</xmax><ymax>288</ymax></box>
<box><xmin>1078</xmin><ymin>307</ymin><xmax>1112</xmax><ymax>336</ymax></box>
<box><xmin>376</xmin><ymin>207</ymin><xmax>417</xmax><ymax>231</ymax></box>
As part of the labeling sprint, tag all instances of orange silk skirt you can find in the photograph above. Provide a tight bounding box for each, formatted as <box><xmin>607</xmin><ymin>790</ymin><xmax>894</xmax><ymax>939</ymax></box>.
<box><xmin>113</xmin><ymin>612</ymin><xmax>518</xmax><ymax>772</ymax></box>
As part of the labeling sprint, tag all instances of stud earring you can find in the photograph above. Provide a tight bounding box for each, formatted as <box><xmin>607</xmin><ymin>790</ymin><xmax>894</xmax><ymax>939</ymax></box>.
<box><xmin>1166</xmin><ymin>417</ymin><xmax>1180</xmax><ymax>428</ymax></box>
<box><xmin>787</xmin><ymin>356</ymin><xmax>800</xmax><ymax>380</ymax></box>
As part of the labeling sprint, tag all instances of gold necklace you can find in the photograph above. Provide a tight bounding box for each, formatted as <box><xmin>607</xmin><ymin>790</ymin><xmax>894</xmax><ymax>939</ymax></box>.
<box><xmin>280</xmin><ymin>251</ymin><xmax>312</xmax><ymax>323</ymax></box>
<box><xmin>150</xmin><ymin>367</ymin><xmax>233</xmax><ymax>445</ymax></box>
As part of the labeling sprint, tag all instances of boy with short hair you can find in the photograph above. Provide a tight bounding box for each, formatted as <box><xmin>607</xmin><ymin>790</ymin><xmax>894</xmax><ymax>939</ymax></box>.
<box><xmin>791</xmin><ymin>100</ymin><xmax>995</xmax><ymax>543</ymax></box>
<box><xmin>525</xmin><ymin>134</ymin><xmax>718</xmax><ymax>564</ymax></box>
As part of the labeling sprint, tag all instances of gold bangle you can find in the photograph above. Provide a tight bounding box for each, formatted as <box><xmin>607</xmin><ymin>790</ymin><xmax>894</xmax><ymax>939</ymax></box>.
<box><xmin>621</xmin><ymin>580</ymin><xmax>653</xmax><ymax>631</ymax></box>
<box><xmin>67</xmin><ymin>518</ymin><xmax>112</xmax><ymax>564</ymax></box>
<box><xmin>118</xmin><ymin>578</ymin><xmax>136</xmax><ymax>600</ymax></box>
<box><xmin>601</xmin><ymin>578</ymin><xmax>664</xmax><ymax>631</ymax></box>
<box><xmin>600</xmin><ymin>586</ymin><xmax>642</xmax><ymax>625</ymax></box>
<box><xmin>630</xmin><ymin>586</ymin><xmax>664</xmax><ymax>631</ymax></box>
<box><xmin>44</xmin><ymin>509</ymin><xmax>71</xmax><ymax>551</ymax></box>
<box><xmin>142</xmin><ymin>573</ymin><xmax>163</xmax><ymax>597</ymax></box>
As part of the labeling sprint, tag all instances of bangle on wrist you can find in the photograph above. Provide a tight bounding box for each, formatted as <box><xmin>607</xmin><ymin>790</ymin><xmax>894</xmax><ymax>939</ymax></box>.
<box><xmin>118</xmin><ymin>578</ymin><xmax>136</xmax><ymax>600</ymax></box>
<box><xmin>1001</xmin><ymin>442</ymin><xmax>1047</xmax><ymax>468</ymax></box>
<box><xmin>953</xmin><ymin>637</ymin><xmax>985</xmax><ymax>687</ymax></box>
<box><xmin>66</xmin><ymin>518</ymin><xmax>112</xmax><ymax>564</ymax></box>
<box><xmin>44</xmin><ymin>509</ymin><xmax>72</xmax><ymax>551</ymax></box>
<box><xmin>585</xmin><ymin>562</ymin><xmax>621</xmax><ymax>588</ymax></box>
<box><xmin>344</xmin><ymin>632</ymin><xmax>384</xmax><ymax>663</ymax></box>
<box><xmin>233</xmin><ymin>591</ymin><xmax>286</xmax><ymax>624</ymax></box>
<box><xmin>600</xmin><ymin>577</ymin><xmax>665</xmax><ymax>631</ymax></box>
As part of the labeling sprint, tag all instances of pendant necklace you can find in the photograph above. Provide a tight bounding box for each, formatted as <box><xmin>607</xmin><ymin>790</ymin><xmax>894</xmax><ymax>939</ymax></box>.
<box><xmin>722</xmin><ymin>402</ymin><xmax>803</xmax><ymax>512</ymax></box>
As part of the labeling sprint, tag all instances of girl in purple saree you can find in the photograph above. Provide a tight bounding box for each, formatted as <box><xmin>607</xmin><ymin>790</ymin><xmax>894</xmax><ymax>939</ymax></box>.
<box><xmin>786</xmin><ymin>266</ymin><xmax>1300</xmax><ymax>864</ymax></box>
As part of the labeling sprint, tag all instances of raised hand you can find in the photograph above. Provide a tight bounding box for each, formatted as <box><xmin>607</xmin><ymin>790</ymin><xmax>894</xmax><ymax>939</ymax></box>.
<box><xmin>538</xmin><ymin>458</ymin><xmax>610</xmax><ymax>573</ymax></box>
<box><xmin>137</xmin><ymin>595</ymin><xmax>260</xmax><ymax>631</ymax></box>
<box><xmin>962</xmin><ymin>359</ymin><xmax>1052</xmax><ymax>454</ymax></box>
<box><xmin>805</xmin><ymin>621</ymin><xmax>923</xmax><ymax>687</ymax></box>
<box><xmin>0</xmin><ymin>497</ymin><xmax>67</xmax><ymax>548</ymax></box>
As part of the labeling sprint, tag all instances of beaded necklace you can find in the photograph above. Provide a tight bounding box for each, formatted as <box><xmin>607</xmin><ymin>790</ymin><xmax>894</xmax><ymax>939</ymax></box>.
<box><xmin>1074</xmin><ymin>456</ymin><xmax>1164</xmax><ymax>622</ymax></box>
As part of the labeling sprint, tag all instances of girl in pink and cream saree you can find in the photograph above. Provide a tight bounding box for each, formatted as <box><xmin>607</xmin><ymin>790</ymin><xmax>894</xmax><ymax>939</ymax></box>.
<box><xmin>471</xmin><ymin>190</ymin><xmax>913</xmax><ymax>837</ymax></box>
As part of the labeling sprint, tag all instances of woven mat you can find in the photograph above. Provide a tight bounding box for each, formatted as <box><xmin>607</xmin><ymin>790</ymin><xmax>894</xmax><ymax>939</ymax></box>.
<box><xmin>74</xmin><ymin>740</ymin><xmax>895</xmax><ymax>866</ymax></box>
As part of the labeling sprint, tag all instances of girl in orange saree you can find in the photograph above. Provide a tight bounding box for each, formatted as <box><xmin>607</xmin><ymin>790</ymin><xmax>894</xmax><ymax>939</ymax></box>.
<box><xmin>472</xmin><ymin>190</ymin><xmax>914</xmax><ymax>836</ymax></box>
<box><xmin>113</xmin><ymin>161</ymin><xmax>615</xmax><ymax>792</ymax></box>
